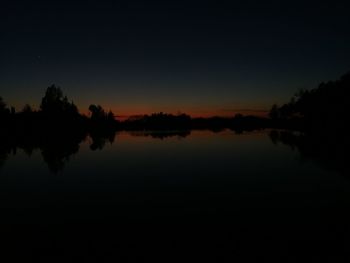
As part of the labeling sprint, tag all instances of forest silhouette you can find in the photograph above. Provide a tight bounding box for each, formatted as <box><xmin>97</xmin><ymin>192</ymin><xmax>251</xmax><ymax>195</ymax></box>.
<box><xmin>2</xmin><ymin>72</ymin><xmax>349</xmax><ymax>133</ymax></box>
<box><xmin>1</xmin><ymin>72</ymin><xmax>349</xmax><ymax>173</ymax></box>
<box><xmin>268</xmin><ymin>71</ymin><xmax>349</xmax><ymax>132</ymax></box>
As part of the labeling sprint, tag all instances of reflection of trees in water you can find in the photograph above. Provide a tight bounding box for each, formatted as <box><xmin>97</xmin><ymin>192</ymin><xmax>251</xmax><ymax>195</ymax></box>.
<box><xmin>89</xmin><ymin>130</ymin><xmax>116</xmax><ymax>151</ymax></box>
<box><xmin>40</xmin><ymin>138</ymin><xmax>81</xmax><ymax>174</ymax></box>
<box><xmin>0</xmin><ymin>129</ymin><xmax>193</xmax><ymax>173</ymax></box>
<box><xmin>0</xmin><ymin>137</ymin><xmax>15</xmax><ymax>171</ymax></box>
<box><xmin>128</xmin><ymin>130</ymin><xmax>191</xmax><ymax>140</ymax></box>
<box><xmin>0</xmin><ymin>128</ymin><xmax>120</xmax><ymax>173</ymax></box>
<box><xmin>0</xmin><ymin>131</ymin><xmax>86</xmax><ymax>174</ymax></box>
<box><xmin>269</xmin><ymin>130</ymin><xmax>348</xmax><ymax>176</ymax></box>
<box><xmin>90</xmin><ymin>136</ymin><xmax>107</xmax><ymax>151</ymax></box>
<box><xmin>0</xmin><ymin>151</ymin><xmax>8</xmax><ymax>170</ymax></box>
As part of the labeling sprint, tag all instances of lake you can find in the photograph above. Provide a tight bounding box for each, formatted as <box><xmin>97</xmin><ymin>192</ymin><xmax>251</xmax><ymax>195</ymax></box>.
<box><xmin>0</xmin><ymin>129</ymin><xmax>349</xmax><ymax>261</ymax></box>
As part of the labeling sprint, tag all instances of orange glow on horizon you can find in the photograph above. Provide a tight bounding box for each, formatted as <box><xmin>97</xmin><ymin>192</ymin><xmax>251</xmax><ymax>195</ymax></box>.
<box><xmin>80</xmin><ymin>106</ymin><xmax>268</xmax><ymax>120</ymax></box>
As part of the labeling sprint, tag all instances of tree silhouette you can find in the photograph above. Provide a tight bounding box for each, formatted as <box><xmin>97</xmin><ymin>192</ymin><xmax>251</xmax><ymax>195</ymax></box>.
<box><xmin>0</xmin><ymin>96</ymin><xmax>9</xmax><ymax>115</ymax></box>
<box><xmin>0</xmin><ymin>97</ymin><xmax>6</xmax><ymax>109</ymax></box>
<box><xmin>40</xmin><ymin>85</ymin><xmax>63</xmax><ymax>113</ymax></box>
<box><xmin>269</xmin><ymin>104</ymin><xmax>280</xmax><ymax>119</ymax></box>
<box><xmin>268</xmin><ymin>71</ymin><xmax>349</xmax><ymax>130</ymax></box>
<box><xmin>89</xmin><ymin>104</ymin><xmax>106</xmax><ymax>121</ymax></box>
<box><xmin>40</xmin><ymin>85</ymin><xmax>78</xmax><ymax>116</ymax></box>
<box><xmin>107</xmin><ymin>110</ymin><xmax>115</xmax><ymax>122</ymax></box>
<box><xmin>22</xmin><ymin>104</ymin><xmax>33</xmax><ymax>113</ymax></box>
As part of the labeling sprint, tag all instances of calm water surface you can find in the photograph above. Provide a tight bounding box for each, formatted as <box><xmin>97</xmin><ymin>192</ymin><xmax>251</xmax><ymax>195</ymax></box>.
<box><xmin>1</xmin><ymin>130</ymin><xmax>349</xmax><ymax>261</ymax></box>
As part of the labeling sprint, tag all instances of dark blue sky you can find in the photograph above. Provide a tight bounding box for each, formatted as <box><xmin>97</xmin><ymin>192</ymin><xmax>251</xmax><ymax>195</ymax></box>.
<box><xmin>1</xmin><ymin>0</ymin><xmax>350</xmax><ymax>116</ymax></box>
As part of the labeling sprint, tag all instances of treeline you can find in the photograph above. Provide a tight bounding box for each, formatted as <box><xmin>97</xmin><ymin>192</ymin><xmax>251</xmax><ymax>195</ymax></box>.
<box><xmin>269</xmin><ymin>72</ymin><xmax>349</xmax><ymax>131</ymax></box>
<box><xmin>0</xmin><ymin>85</ymin><xmax>118</xmax><ymax>136</ymax></box>
<box><xmin>1</xmin><ymin>71</ymin><xmax>349</xmax><ymax>134</ymax></box>
<box><xmin>0</xmin><ymin>85</ymin><xmax>269</xmax><ymax>133</ymax></box>
<box><xmin>1</xmin><ymin>73</ymin><xmax>349</xmax><ymax>174</ymax></box>
<box><xmin>120</xmin><ymin>113</ymin><xmax>267</xmax><ymax>131</ymax></box>
<box><xmin>266</xmin><ymin>72</ymin><xmax>350</xmax><ymax>176</ymax></box>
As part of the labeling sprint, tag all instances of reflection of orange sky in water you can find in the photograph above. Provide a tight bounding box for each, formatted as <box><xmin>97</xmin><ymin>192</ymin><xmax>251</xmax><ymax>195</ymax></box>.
<box><xmin>115</xmin><ymin>129</ymin><xmax>267</xmax><ymax>141</ymax></box>
<box><xmin>85</xmin><ymin>130</ymin><xmax>269</xmax><ymax>151</ymax></box>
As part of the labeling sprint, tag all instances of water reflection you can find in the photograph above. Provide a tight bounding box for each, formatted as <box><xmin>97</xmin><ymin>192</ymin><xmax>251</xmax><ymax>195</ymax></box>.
<box><xmin>1</xmin><ymin>129</ymin><xmax>350</xmax><ymax>261</ymax></box>
<box><xmin>1</xmin><ymin>129</ymin><xmax>347</xmax><ymax>177</ymax></box>
<box><xmin>0</xmin><ymin>130</ymin><xmax>86</xmax><ymax>174</ymax></box>
<box><xmin>269</xmin><ymin>130</ymin><xmax>348</xmax><ymax>176</ymax></box>
<box><xmin>89</xmin><ymin>130</ymin><xmax>115</xmax><ymax>151</ymax></box>
<box><xmin>0</xmin><ymin>130</ymin><xmax>193</xmax><ymax>173</ymax></box>
<box><xmin>0</xmin><ymin>150</ymin><xmax>7</xmax><ymax>170</ymax></box>
<box><xmin>128</xmin><ymin>130</ymin><xmax>191</xmax><ymax>140</ymax></box>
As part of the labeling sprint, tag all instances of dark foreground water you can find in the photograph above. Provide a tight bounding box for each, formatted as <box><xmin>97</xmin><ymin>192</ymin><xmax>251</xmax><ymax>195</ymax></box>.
<box><xmin>0</xmin><ymin>130</ymin><xmax>349</xmax><ymax>262</ymax></box>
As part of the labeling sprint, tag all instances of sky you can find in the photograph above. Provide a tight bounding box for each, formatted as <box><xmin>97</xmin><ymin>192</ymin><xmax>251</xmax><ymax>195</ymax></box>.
<box><xmin>1</xmin><ymin>0</ymin><xmax>350</xmax><ymax>118</ymax></box>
